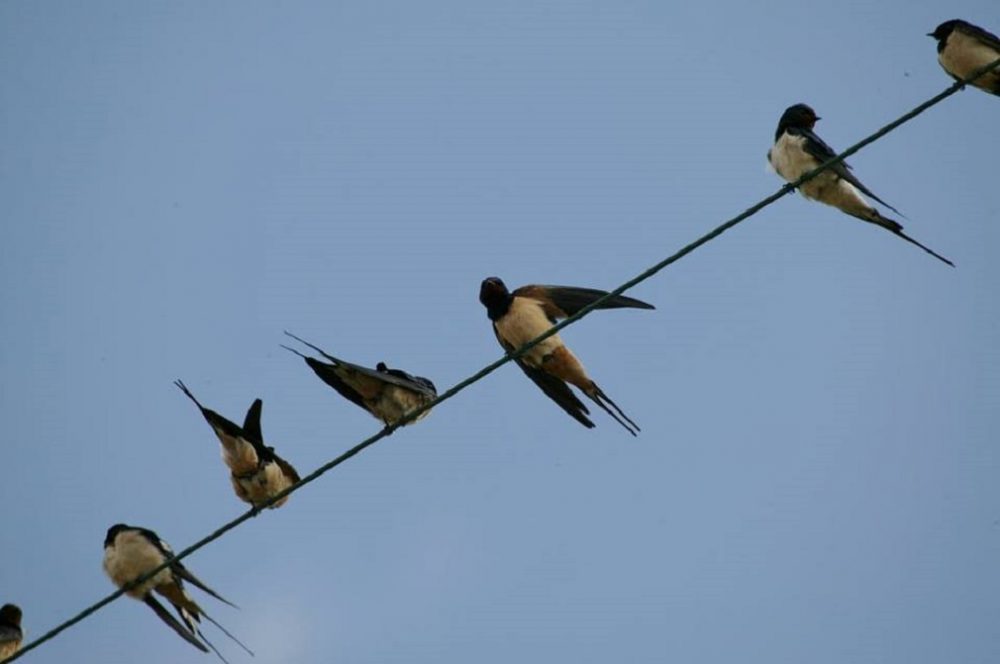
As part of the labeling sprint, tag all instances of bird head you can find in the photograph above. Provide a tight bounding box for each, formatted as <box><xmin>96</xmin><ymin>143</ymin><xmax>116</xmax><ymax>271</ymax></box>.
<box><xmin>928</xmin><ymin>20</ymin><xmax>961</xmax><ymax>41</ymax></box>
<box><xmin>104</xmin><ymin>523</ymin><xmax>131</xmax><ymax>548</ymax></box>
<box><xmin>479</xmin><ymin>277</ymin><xmax>509</xmax><ymax>307</ymax></box>
<box><xmin>778</xmin><ymin>103</ymin><xmax>820</xmax><ymax>130</ymax></box>
<box><xmin>0</xmin><ymin>604</ymin><xmax>21</xmax><ymax>627</ymax></box>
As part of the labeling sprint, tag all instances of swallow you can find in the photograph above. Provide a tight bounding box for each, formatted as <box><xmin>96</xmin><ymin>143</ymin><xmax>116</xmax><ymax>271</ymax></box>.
<box><xmin>102</xmin><ymin>524</ymin><xmax>253</xmax><ymax>662</ymax></box>
<box><xmin>768</xmin><ymin>103</ymin><xmax>954</xmax><ymax>267</ymax></box>
<box><xmin>478</xmin><ymin>277</ymin><xmax>654</xmax><ymax>436</ymax></box>
<box><xmin>929</xmin><ymin>20</ymin><xmax>1000</xmax><ymax>96</ymax></box>
<box><xmin>0</xmin><ymin>604</ymin><xmax>22</xmax><ymax>660</ymax></box>
<box><xmin>282</xmin><ymin>332</ymin><xmax>438</xmax><ymax>428</ymax></box>
<box><xmin>175</xmin><ymin>381</ymin><xmax>300</xmax><ymax>509</ymax></box>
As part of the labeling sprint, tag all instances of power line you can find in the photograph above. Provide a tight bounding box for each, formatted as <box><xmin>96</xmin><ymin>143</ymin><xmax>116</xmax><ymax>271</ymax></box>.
<box><xmin>6</xmin><ymin>56</ymin><xmax>998</xmax><ymax>664</ymax></box>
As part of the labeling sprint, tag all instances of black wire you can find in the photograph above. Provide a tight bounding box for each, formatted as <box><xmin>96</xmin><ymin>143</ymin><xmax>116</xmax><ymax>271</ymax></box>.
<box><xmin>5</xmin><ymin>55</ymin><xmax>997</xmax><ymax>664</ymax></box>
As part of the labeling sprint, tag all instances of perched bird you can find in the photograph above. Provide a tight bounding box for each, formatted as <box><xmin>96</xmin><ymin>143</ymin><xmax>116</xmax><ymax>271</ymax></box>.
<box><xmin>102</xmin><ymin>524</ymin><xmax>252</xmax><ymax>661</ymax></box>
<box><xmin>175</xmin><ymin>381</ymin><xmax>300</xmax><ymax>509</ymax></box>
<box><xmin>768</xmin><ymin>103</ymin><xmax>954</xmax><ymax>267</ymax></box>
<box><xmin>282</xmin><ymin>332</ymin><xmax>437</xmax><ymax>427</ymax></box>
<box><xmin>929</xmin><ymin>19</ymin><xmax>1000</xmax><ymax>96</ymax></box>
<box><xmin>0</xmin><ymin>604</ymin><xmax>22</xmax><ymax>660</ymax></box>
<box><xmin>478</xmin><ymin>277</ymin><xmax>654</xmax><ymax>436</ymax></box>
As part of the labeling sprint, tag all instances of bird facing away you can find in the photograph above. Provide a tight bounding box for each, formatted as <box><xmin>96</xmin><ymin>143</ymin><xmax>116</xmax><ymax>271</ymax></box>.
<box><xmin>102</xmin><ymin>524</ymin><xmax>252</xmax><ymax>662</ymax></box>
<box><xmin>767</xmin><ymin>103</ymin><xmax>954</xmax><ymax>267</ymax></box>
<box><xmin>929</xmin><ymin>19</ymin><xmax>1000</xmax><ymax>96</ymax></box>
<box><xmin>174</xmin><ymin>381</ymin><xmax>300</xmax><ymax>509</ymax></box>
<box><xmin>282</xmin><ymin>331</ymin><xmax>438</xmax><ymax>428</ymax></box>
<box><xmin>478</xmin><ymin>277</ymin><xmax>654</xmax><ymax>436</ymax></box>
<box><xmin>0</xmin><ymin>604</ymin><xmax>22</xmax><ymax>660</ymax></box>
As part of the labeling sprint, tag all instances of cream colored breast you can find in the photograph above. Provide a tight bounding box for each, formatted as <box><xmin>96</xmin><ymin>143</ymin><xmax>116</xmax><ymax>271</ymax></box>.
<box><xmin>233</xmin><ymin>462</ymin><xmax>293</xmax><ymax>507</ymax></box>
<box><xmin>769</xmin><ymin>132</ymin><xmax>817</xmax><ymax>182</ymax></box>
<box><xmin>497</xmin><ymin>297</ymin><xmax>564</xmax><ymax>367</ymax></box>
<box><xmin>0</xmin><ymin>640</ymin><xmax>20</xmax><ymax>658</ymax></box>
<box><xmin>940</xmin><ymin>31</ymin><xmax>1000</xmax><ymax>80</ymax></box>
<box><xmin>770</xmin><ymin>132</ymin><xmax>845</xmax><ymax>203</ymax></box>
<box><xmin>102</xmin><ymin>531</ymin><xmax>172</xmax><ymax>598</ymax></box>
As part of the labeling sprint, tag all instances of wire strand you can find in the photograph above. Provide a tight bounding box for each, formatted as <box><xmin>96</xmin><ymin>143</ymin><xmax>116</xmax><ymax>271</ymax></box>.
<box><xmin>6</xmin><ymin>56</ymin><xmax>998</xmax><ymax>664</ymax></box>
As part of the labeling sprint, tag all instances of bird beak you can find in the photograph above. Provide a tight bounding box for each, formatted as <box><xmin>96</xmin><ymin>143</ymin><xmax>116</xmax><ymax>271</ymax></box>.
<box><xmin>926</xmin><ymin>32</ymin><xmax>934</xmax><ymax>37</ymax></box>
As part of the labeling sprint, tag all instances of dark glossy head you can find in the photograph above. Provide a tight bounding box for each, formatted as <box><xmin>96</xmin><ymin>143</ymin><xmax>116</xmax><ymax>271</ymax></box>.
<box><xmin>928</xmin><ymin>20</ymin><xmax>962</xmax><ymax>41</ymax></box>
<box><xmin>479</xmin><ymin>277</ymin><xmax>512</xmax><ymax>320</ymax></box>
<box><xmin>0</xmin><ymin>604</ymin><xmax>21</xmax><ymax>627</ymax></box>
<box><xmin>778</xmin><ymin>103</ymin><xmax>820</xmax><ymax>129</ymax></box>
<box><xmin>479</xmin><ymin>277</ymin><xmax>509</xmax><ymax>307</ymax></box>
<box><xmin>104</xmin><ymin>523</ymin><xmax>131</xmax><ymax>548</ymax></box>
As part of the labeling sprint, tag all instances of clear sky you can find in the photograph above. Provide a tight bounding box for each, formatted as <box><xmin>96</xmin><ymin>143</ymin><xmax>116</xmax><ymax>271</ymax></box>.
<box><xmin>2</xmin><ymin>1</ymin><xmax>998</xmax><ymax>663</ymax></box>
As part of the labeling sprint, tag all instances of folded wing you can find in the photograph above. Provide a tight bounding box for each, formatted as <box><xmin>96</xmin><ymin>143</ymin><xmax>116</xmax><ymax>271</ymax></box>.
<box><xmin>798</xmin><ymin>128</ymin><xmax>902</xmax><ymax>215</ymax></box>
<box><xmin>515</xmin><ymin>285</ymin><xmax>654</xmax><ymax>320</ymax></box>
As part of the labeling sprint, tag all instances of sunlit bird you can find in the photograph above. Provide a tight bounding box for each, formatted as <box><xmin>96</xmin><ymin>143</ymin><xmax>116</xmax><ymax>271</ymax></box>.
<box><xmin>929</xmin><ymin>19</ymin><xmax>1000</xmax><ymax>96</ymax></box>
<box><xmin>479</xmin><ymin>277</ymin><xmax>654</xmax><ymax>436</ymax></box>
<box><xmin>282</xmin><ymin>332</ymin><xmax>437</xmax><ymax>428</ymax></box>
<box><xmin>175</xmin><ymin>381</ymin><xmax>300</xmax><ymax>509</ymax></box>
<box><xmin>102</xmin><ymin>524</ymin><xmax>252</xmax><ymax>662</ymax></box>
<box><xmin>768</xmin><ymin>103</ymin><xmax>954</xmax><ymax>267</ymax></box>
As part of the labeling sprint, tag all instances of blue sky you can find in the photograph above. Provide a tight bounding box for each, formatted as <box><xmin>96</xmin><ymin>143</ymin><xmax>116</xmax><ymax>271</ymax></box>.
<box><xmin>1</xmin><ymin>1</ymin><xmax>998</xmax><ymax>662</ymax></box>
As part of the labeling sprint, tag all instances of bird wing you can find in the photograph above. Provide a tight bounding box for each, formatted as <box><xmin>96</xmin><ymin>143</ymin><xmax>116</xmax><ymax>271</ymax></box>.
<box><xmin>170</xmin><ymin>563</ymin><xmax>238</xmax><ymax>609</ymax></box>
<box><xmin>495</xmin><ymin>327</ymin><xmax>595</xmax><ymax>429</ymax></box>
<box><xmin>798</xmin><ymin>128</ymin><xmax>902</xmax><ymax>215</ymax></box>
<box><xmin>300</xmin><ymin>356</ymin><xmax>376</xmax><ymax>410</ymax></box>
<box><xmin>176</xmin><ymin>381</ymin><xmax>271</xmax><ymax>469</ymax></box>
<box><xmin>318</xmin><ymin>356</ymin><xmax>435</xmax><ymax>400</ymax></box>
<box><xmin>142</xmin><ymin>594</ymin><xmax>208</xmax><ymax>653</ymax></box>
<box><xmin>285</xmin><ymin>332</ymin><xmax>436</xmax><ymax>399</ymax></box>
<box><xmin>238</xmin><ymin>398</ymin><xmax>278</xmax><ymax>462</ymax></box>
<box><xmin>378</xmin><ymin>366</ymin><xmax>438</xmax><ymax>396</ymax></box>
<box><xmin>134</xmin><ymin>527</ymin><xmax>174</xmax><ymax>559</ymax></box>
<box><xmin>137</xmin><ymin>530</ymin><xmax>237</xmax><ymax>609</ymax></box>
<box><xmin>241</xmin><ymin>399</ymin><xmax>264</xmax><ymax>444</ymax></box>
<box><xmin>175</xmin><ymin>381</ymin><xmax>245</xmax><ymax>441</ymax></box>
<box><xmin>961</xmin><ymin>22</ymin><xmax>1000</xmax><ymax>50</ymax></box>
<box><xmin>273</xmin><ymin>453</ymin><xmax>301</xmax><ymax>484</ymax></box>
<box><xmin>324</xmin><ymin>358</ymin><xmax>435</xmax><ymax>398</ymax></box>
<box><xmin>514</xmin><ymin>285</ymin><xmax>654</xmax><ymax>320</ymax></box>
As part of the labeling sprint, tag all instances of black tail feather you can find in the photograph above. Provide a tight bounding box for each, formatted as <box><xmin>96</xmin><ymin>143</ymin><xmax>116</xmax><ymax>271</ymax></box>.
<box><xmin>201</xmin><ymin>609</ymin><xmax>254</xmax><ymax>657</ymax></box>
<box><xmin>597</xmin><ymin>387</ymin><xmax>642</xmax><ymax>433</ymax></box>
<box><xmin>174</xmin><ymin>380</ymin><xmax>206</xmax><ymax>410</ymax></box>
<box><xmin>197</xmin><ymin>628</ymin><xmax>232</xmax><ymax>664</ymax></box>
<box><xmin>283</xmin><ymin>331</ymin><xmax>342</xmax><ymax>364</ymax></box>
<box><xmin>143</xmin><ymin>595</ymin><xmax>209</xmax><ymax>653</ymax></box>
<box><xmin>171</xmin><ymin>567</ymin><xmax>239</xmax><ymax>610</ymax></box>
<box><xmin>279</xmin><ymin>344</ymin><xmax>310</xmax><ymax>360</ymax></box>
<box><xmin>587</xmin><ymin>385</ymin><xmax>640</xmax><ymax>437</ymax></box>
<box><xmin>893</xmin><ymin>230</ymin><xmax>955</xmax><ymax>267</ymax></box>
<box><xmin>862</xmin><ymin>211</ymin><xmax>955</xmax><ymax>267</ymax></box>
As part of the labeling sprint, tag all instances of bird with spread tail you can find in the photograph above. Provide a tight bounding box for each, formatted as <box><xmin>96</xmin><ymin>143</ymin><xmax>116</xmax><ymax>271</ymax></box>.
<box><xmin>175</xmin><ymin>381</ymin><xmax>300</xmax><ymax>509</ymax></box>
<box><xmin>479</xmin><ymin>277</ymin><xmax>654</xmax><ymax>436</ymax></box>
<box><xmin>282</xmin><ymin>332</ymin><xmax>438</xmax><ymax>428</ymax></box>
<box><xmin>768</xmin><ymin>103</ymin><xmax>953</xmax><ymax>267</ymax></box>
<box><xmin>102</xmin><ymin>524</ymin><xmax>252</xmax><ymax>661</ymax></box>
<box><xmin>929</xmin><ymin>19</ymin><xmax>1000</xmax><ymax>96</ymax></box>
